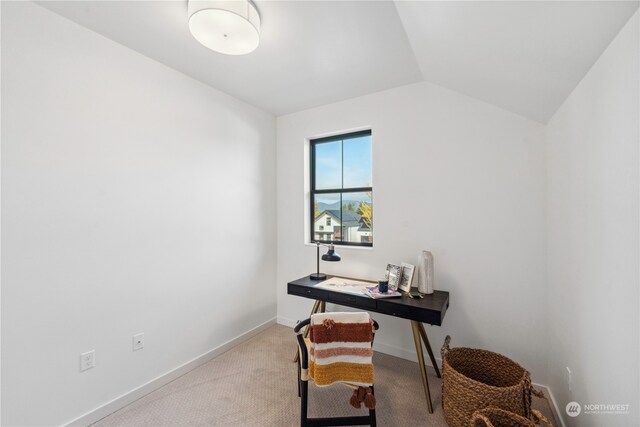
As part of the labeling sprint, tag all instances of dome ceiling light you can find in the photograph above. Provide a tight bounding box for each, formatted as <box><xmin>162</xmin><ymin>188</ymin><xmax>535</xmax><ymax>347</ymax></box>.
<box><xmin>188</xmin><ymin>0</ymin><xmax>261</xmax><ymax>55</ymax></box>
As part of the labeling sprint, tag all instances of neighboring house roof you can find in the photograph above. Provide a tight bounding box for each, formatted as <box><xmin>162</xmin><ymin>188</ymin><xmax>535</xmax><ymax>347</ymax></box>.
<box><xmin>317</xmin><ymin>209</ymin><xmax>362</xmax><ymax>228</ymax></box>
<box><xmin>358</xmin><ymin>222</ymin><xmax>371</xmax><ymax>232</ymax></box>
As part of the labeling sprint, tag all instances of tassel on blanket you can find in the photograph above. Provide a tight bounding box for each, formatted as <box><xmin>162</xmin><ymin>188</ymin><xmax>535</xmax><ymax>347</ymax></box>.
<box><xmin>349</xmin><ymin>389</ymin><xmax>360</xmax><ymax>408</ymax></box>
<box><xmin>363</xmin><ymin>388</ymin><xmax>376</xmax><ymax>409</ymax></box>
<box><xmin>357</xmin><ymin>387</ymin><xmax>366</xmax><ymax>401</ymax></box>
<box><xmin>349</xmin><ymin>387</ymin><xmax>376</xmax><ymax>409</ymax></box>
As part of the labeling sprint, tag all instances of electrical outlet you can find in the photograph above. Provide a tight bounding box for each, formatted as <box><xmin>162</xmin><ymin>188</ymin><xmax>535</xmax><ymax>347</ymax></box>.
<box><xmin>133</xmin><ymin>333</ymin><xmax>144</xmax><ymax>351</ymax></box>
<box><xmin>566</xmin><ymin>366</ymin><xmax>572</xmax><ymax>391</ymax></box>
<box><xmin>80</xmin><ymin>350</ymin><xmax>95</xmax><ymax>372</ymax></box>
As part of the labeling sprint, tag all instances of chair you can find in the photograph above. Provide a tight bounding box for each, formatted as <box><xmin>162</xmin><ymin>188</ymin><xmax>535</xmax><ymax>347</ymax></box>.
<box><xmin>294</xmin><ymin>312</ymin><xmax>379</xmax><ymax>427</ymax></box>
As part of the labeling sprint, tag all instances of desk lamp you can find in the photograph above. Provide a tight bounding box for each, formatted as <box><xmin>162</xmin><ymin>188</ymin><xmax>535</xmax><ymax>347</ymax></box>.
<box><xmin>310</xmin><ymin>242</ymin><xmax>341</xmax><ymax>280</ymax></box>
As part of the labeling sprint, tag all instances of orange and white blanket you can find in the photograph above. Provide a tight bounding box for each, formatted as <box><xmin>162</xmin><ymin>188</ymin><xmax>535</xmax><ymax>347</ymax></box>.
<box><xmin>308</xmin><ymin>312</ymin><xmax>374</xmax><ymax>387</ymax></box>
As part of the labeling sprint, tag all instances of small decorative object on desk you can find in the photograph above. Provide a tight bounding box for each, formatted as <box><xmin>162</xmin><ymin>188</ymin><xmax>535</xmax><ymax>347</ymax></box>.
<box><xmin>418</xmin><ymin>250</ymin><xmax>434</xmax><ymax>294</ymax></box>
<box><xmin>409</xmin><ymin>290</ymin><xmax>423</xmax><ymax>299</ymax></box>
<box><xmin>364</xmin><ymin>287</ymin><xmax>402</xmax><ymax>299</ymax></box>
<box><xmin>378</xmin><ymin>279</ymin><xmax>388</xmax><ymax>293</ymax></box>
<box><xmin>384</xmin><ymin>264</ymin><xmax>402</xmax><ymax>291</ymax></box>
<box><xmin>398</xmin><ymin>262</ymin><xmax>415</xmax><ymax>293</ymax></box>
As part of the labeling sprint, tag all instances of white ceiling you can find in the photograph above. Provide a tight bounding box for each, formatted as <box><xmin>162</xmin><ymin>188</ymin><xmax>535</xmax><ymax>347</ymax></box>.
<box><xmin>395</xmin><ymin>1</ymin><xmax>640</xmax><ymax>123</ymax></box>
<box><xmin>36</xmin><ymin>1</ymin><xmax>639</xmax><ymax>123</ymax></box>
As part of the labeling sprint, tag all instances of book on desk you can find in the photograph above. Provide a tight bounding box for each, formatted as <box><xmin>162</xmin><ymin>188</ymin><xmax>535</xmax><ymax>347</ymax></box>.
<box><xmin>312</xmin><ymin>276</ymin><xmax>402</xmax><ymax>299</ymax></box>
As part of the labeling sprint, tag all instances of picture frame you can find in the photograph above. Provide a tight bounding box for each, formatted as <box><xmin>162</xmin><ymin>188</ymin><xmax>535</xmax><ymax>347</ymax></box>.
<box><xmin>384</xmin><ymin>264</ymin><xmax>402</xmax><ymax>291</ymax></box>
<box><xmin>398</xmin><ymin>262</ymin><xmax>415</xmax><ymax>293</ymax></box>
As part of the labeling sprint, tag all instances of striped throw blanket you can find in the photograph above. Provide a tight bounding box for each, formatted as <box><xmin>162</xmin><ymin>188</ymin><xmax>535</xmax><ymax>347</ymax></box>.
<box><xmin>308</xmin><ymin>312</ymin><xmax>374</xmax><ymax>387</ymax></box>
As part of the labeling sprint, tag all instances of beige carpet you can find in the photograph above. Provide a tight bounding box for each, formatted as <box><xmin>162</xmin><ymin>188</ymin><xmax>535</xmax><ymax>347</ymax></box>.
<box><xmin>92</xmin><ymin>324</ymin><xmax>557</xmax><ymax>426</ymax></box>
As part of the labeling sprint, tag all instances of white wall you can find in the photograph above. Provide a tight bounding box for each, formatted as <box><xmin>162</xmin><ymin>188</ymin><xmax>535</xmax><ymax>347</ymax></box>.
<box><xmin>545</xmin><ymin>11</ymin><xmax>639</xmax><ymax>427</ymax></box>
<box><xmin>1</xmin><ymin>3</ymin><xmax>276</xmax><ymax>426</ymax></box>
<box><xmin>276</xmin><ymin>81</ymin><xmax>548</xmax><ymax>381</ymax></box>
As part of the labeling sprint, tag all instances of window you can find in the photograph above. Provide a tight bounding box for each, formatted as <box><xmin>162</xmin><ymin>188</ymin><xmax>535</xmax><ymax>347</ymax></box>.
<box><xmin>311</xmin><ymin>130</ymin><xmax>372</xmax><ymax>247</ymax></box>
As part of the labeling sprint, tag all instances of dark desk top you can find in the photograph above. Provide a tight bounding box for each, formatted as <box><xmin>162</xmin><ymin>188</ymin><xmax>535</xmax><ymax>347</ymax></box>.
<box><xmin>287</xmin><ymin>276</ymin><xmax>449</xmax><ymax>326</ymax></box>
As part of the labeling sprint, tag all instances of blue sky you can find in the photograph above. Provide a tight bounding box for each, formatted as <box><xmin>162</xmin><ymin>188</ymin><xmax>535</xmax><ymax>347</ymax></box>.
<box><xmin>315</xmin><ymin>135</ymin><xmax>371</xmax><ymax>190</ymax></box>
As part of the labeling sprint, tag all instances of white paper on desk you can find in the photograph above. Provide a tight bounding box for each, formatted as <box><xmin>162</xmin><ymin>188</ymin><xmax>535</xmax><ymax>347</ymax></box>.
<box><xmin>314</xmin><ymin>277</ymin><xmax>376</xmax><ymax>296</ymax></box>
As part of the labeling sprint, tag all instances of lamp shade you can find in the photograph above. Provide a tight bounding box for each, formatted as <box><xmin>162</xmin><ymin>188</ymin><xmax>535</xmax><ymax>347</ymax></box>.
<box><xmin>188</xmin><ymin>0</ymin><xmax>261</xmax><ymax>55</ymax></box>
<box><xmin>310</xmin><ymin>243</ymin><xmax>341</xmax><ymax>280</ymax></box>
<box><xmin>321</xmin><ymin>245</ymin><xmax>341</xmax><ymax>262</ymax></box>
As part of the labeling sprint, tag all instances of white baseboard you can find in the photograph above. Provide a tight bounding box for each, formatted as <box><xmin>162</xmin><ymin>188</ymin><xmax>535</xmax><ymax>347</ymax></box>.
<box><xmin>277</xmin><ymin>315</ymin><xmax>298</xmax><ymax>328</ymax></box>
<box><xmin>64</xmin><ymin>317</ymin><xmax>277</xmax><ymax>427</ymax></box>
<box><xmin>373</xmin><ymin>341</ymin><xmax>442</xmax><ymax>368</ymax></box>
<box><xmin>533</xmin><ymin>383</ymin><xmax>566</xmax><ymax>427</ymax></box>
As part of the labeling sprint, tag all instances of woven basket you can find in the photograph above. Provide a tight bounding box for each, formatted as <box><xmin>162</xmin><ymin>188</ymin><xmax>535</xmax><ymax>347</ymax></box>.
<box><xmin>441</xmin><ymin>336</ymin><xmax>544</xmax><ymax>427</ymax></box>
<box><xmin>471</xmin><ymin>407</ymin><xmax>553</xmax><ymax>427</ymax></box>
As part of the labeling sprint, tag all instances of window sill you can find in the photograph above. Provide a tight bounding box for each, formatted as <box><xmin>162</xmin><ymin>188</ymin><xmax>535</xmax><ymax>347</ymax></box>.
<box><xmin>304</xmin><ymin>242</ymin><xmax>373</xmax><ymax>251</ymax></box>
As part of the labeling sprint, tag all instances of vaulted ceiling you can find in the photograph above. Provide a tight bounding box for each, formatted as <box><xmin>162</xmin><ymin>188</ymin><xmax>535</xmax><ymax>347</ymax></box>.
<box><xmin>37</xmin><ymin>1</ymin><xmax>639</xmax><ymax>123</ymax></box>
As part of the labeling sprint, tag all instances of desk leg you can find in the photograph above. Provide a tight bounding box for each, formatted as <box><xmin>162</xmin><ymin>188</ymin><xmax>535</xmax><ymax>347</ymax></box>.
<box><xmin>417</xmin><ymin>322</ymin><xmax>441</xmax><ymax>378</ymax></box>
<box><xmin>293</xmin><ymin>300</ymin><xmax>322</xmax><ymax>363</ymax></box>
<box><xmin>302</xmin><ymin>300</ymin><xmax>324</xmax><ymax>342</ymax></box>
<box><xmin>411</xmin><ymin>320</ymin><xmax>434</xmax><ymax>414</ymax></box>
